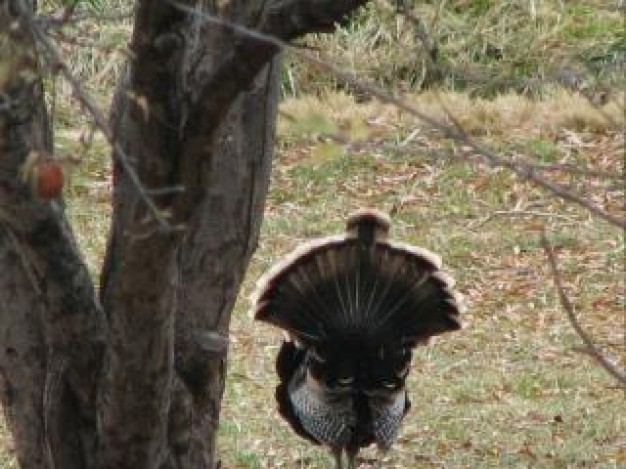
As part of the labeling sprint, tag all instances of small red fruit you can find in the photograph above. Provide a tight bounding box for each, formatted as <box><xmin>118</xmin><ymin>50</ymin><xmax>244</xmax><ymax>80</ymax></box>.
<box><xmin>34</xmin><ymin>159</ymin><xmax>64</xmax><ymax>199</ymax></box>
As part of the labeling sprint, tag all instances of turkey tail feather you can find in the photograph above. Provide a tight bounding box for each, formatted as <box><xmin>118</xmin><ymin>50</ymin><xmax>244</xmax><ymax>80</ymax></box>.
<box><xmin>252</xmin><ymin>209</ymin><xmax>463</xmax><ymax>346</ymax></box>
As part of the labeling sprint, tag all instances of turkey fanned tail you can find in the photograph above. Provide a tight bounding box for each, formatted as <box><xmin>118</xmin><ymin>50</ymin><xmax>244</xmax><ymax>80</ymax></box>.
<box><xmin>253</xmin><ymin>209</ymin><xmax>462</xmax><ymax>347</ymax></box>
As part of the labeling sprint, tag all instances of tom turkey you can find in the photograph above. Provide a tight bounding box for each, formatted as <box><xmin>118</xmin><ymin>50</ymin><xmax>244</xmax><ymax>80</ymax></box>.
<box><xmin>252</xmin><ymin>209</ymin><xmax>463</xmax><ymax>468</ymax></box>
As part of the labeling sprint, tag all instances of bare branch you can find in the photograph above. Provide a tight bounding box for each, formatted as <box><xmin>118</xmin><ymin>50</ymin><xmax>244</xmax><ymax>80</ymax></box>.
<box><xmin>432</xmin><ymin>96</ymin><xmax>626</xmax><ymax>228</ymax></box>
<box><xmin>171</xmin><ymin>5</ymin><xmax>625</xmax><ymax>228</ymax></box>
<box><xmin>171</xmin><ymin>0</ymin><xmax>369</xmax><ymax>140</ymax></box>
<box><xmin>509</xmin><ymin>158</ymin><xmax>625</xmax><ymax>181</ymax></box>
<box><xmin>541</xmin><ymin>231</ymin><xmax>626</xmax><ymax>385</ymax></box>
<box><xmin>14</xmin><ymin>1</ymin><xmax>172</xmax><ymax>232</ymax></box>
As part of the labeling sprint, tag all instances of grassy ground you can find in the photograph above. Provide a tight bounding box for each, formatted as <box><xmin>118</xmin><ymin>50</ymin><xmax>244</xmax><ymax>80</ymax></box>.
<box><xmin>2</xmin><ymin>1</ymin><xmax>625</xmax><ymax>468</ymax></box>
<box><xmin>216</xmin><ymin>91</ymin><xmax>624</xmax><ymax>468</ymax></box>
<box><xmin>283</xmin><ymin>0</ymin><xmax>625</xmax><ymax>97</ymax></box>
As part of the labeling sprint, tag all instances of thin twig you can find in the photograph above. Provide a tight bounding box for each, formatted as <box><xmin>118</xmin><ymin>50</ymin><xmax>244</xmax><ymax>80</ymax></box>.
<box><xmin>433</xmin><ymin>95</ymin><xmax>626</xmax><ymax>228</ymax></box>
<box><xmin>15</xmin><ymin>1</ymin><xmax>172</xmax><ymax>232</ymax></box>
<box><xmin>541</xmin><ymin>231</ymin><xmax>626</xmax><ymax>385</ymax></box>
<box><xmin>169</xmin><ymin>1</ymin><xmax>625</xmax><ymax>229</ymax></box>
<box><xmin>511</xmin><ymin>159</ymin><xmax>625</xmax><ymax>181</ymax></box>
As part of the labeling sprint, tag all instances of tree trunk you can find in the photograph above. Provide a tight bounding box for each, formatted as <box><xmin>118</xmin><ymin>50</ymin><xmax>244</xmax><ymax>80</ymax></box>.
<box><xmin>0</xmin><ymin>4</ymin><xmax>105</xmax><ymax>468</ymax></box>
<box><xmin>0</xmin><ymin>1</ymin><xmax>368</xmax><ymax>467</ymax></box>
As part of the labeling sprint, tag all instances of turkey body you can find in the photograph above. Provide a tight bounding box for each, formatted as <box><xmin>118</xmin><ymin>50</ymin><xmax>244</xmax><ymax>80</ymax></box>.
<box><xmin>276</xmin><ymin>339</ymin><xmax>411</xmax><ymax>463</ymax></box>
<box><xmin>253</xmin><ymin>210</ymin><xmax>463</xmax><ymax>468</ymax></box>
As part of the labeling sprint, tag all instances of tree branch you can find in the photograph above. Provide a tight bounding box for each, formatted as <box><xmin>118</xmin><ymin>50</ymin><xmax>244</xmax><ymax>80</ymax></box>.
<box><xmin>433</xmin><ymin>96</ymin><xmax>625</xmax><ymax>228</ymax></box>
<box><xmin>541</xmin><ymin>231</ymin><xmax>626</xmax><ymax>385</ymax></box>
<box><xmin>169</xmin><ymin>6</ymin><xmax>626</xmax><ymax>229</ymax></box>
<box><xmin>15</xmin><ymin>1</ymin><xmax>174</xmax><ymax>232</ymax></box>
<box><xmin>170</xmin><ymin>0</ymin><xmax>368</xmax><ymax>139</ymax></box>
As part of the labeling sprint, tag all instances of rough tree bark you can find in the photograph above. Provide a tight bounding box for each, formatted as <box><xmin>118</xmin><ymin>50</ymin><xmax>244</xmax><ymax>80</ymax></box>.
<box><xmin>0</xmin><ymin>1</ymin><xmax>368</xmax><ymax>468</ymax></box>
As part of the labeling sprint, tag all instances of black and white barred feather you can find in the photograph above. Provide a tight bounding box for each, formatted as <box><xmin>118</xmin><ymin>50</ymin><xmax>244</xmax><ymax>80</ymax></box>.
<box><xmin>252</xmin><ymin>209</ymin><xmax>463</xmax><ymax>469</ymax></box>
